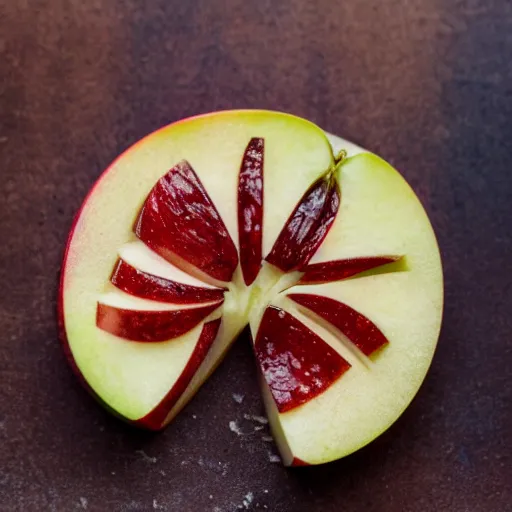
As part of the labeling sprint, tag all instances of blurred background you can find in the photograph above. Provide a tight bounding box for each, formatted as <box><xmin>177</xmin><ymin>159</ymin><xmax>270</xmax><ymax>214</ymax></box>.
<box><xmin>0</xmin><ymin>1</ymin><xmax>511</xmax><ymax>511</ymax></box>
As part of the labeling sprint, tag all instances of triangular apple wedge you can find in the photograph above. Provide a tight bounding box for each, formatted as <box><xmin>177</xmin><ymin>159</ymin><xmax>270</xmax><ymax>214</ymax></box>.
<box><xmin>59</xmin><ymin>110</ymin><xmax>442</xmax><ymax>466</ymax></box>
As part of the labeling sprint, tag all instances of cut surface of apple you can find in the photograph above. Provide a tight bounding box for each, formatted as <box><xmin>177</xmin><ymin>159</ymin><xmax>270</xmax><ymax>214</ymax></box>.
<box><xmin>59</xmin><ymin>110</ymin><xmax>443</xmax><ymax>464</ymax></box>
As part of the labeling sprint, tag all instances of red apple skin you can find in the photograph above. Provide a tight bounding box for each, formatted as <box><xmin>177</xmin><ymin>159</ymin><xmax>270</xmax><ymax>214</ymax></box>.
<box><xmin>290</xmin><ymin>457</ymin><xmax>310</xmax><ymax>467</ymax></box>
<box><xmin>135</xmin><ymin>318</ymin><xmax>221</xmax><ymax>430</ymax></box>
<box><xmin>111</xmin><ymin>259</ymin><xmax>225</xmax><ymax>304</ymax></box>
<box><xmin>288</xmin><ymin>294</ymin><xmax>389</xmax><ymax>356</ymax></box>
<box><xmin>238</xmin><ymin>138</ymin><xmax>264</xmax><ymax>286</ymax></box>
<box><xmin>135</xmin><ymin>160</ymin><xmax>238</xmax><ymax>283</ymax></box>
<box><xmin>254</xmin><ymin>306</ymin><xmax>350</xmax><ymax>413</ymax></box>
<box><xmin>265</xmin><ymin>174</ymin><xmax>340</xmax><ymax>272</ymax></box>
<box><xmin>299</xmin><ymin>256</ymin><xmax>403</xmax><ymax>284</ymax></box>
<box><xmin>96</xmin><ymin>301</ymin><xmax>222</xmax><ymax>342</ymax></box>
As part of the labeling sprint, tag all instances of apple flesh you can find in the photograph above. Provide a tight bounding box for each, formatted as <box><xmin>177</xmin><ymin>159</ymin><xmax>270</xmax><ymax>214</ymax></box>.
<box><xmin>59</xmin><ymin>110</ymin><xmax>443</xmax><ymax>466</ymax></box>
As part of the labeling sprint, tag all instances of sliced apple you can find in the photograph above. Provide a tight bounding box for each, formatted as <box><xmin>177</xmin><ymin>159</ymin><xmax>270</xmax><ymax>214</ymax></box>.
<box><xmin>59</xmin><ymin>110</ymin><xmax>335</xmax><ymax>429</ymax></box>
<box><xmin>59</xmin><ymin>111</ymin><xmax>442</xmax><ymax>466</ymax></box>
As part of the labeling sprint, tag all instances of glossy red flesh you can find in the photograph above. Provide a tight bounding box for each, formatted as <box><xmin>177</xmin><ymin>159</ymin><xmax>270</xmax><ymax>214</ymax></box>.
<box><xmin>255</xmin><ymin>306</ymin><xmax>350</xmax><ymax>413</ymax></box>
<box><xmin>238</xmin><ymin>138</ymin><xmax>264</xmax><ymax>285</ymax></box>
<box><xmin>111</xmin><ymin>259</ymin><xmax>224</xmax><ymax>304</ymax></box>
<box><xmin>135</xmin><ymin>160</ymin><xmax>238</xmax><ymax>283</ymax></box>
<box><xmin>135</xmin><ymin>318</ymin><xmax>221</xmax><ymax>430</ymax></box>
<box><xmin>266</xmin><ymin>174</ymin><xmax>340</xmax><ymax>272</ymax></box>
<box><xmin>96</xmin><ymin>301</ymin><xmax>222</xmax><ymax>342</ymax></box>
<box><xmin>299</xmin><ymin>256</ymin><xmax>402</xmax><ymax>284</ymax></box>
<box><xmin>288</xmin><ymin>294</ymin><xmax>389</xmax><ymax>356</ymax></box>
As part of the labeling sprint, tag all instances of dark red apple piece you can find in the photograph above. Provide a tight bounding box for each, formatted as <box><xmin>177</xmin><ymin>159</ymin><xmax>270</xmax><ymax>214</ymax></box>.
<box><xmin>299</xmin><ymin>256</ymin><xmax>403</xmax><ymax>284</ymax></box>
<box><xmin>111</xmin><ymin>259</ymin><xmax>225</xmax><ymax>304</ymax></box>
<box><xmin>96</xmin><ymin>301</ymin><xmax>222</xmax><ymax>342</ymax></box>
<box><xmin>265</xmin><ymin>173</ymin><xmax>340</xmax><ymax>272</ymax></box>
<box><xmin>288</xmin><ymin>294</ymin><xmax>389</xmax><ymax>356</ymax></box>
<box><xmin>238</xmin><ymin>138</ymin><xmax>264</xmax><ymax>286</ymax></box>
<box><xmin>135</xmin><ymin>161</ymin><xmax>238</xmax><ymax>283</ymax></box>
<box><xmin>135</xmin><ymin>318</ymin><xmax>221</xmax><ymax>430</ymax></box>
<box><xmin>254</xmin><ymin>306</ymin><xmax>350</xmax><ymax>413</ymax></box>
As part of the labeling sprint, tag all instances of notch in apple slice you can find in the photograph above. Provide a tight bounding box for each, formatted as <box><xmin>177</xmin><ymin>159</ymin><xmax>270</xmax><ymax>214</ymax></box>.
<box><xmin>112</xmin><ymin>241</ymin><xmax>225</xmax><ymax>304</ymax></box>
<box><xmin>135</xmin><ymin>160</ymin><xmax>238</xmax><ymax>286</ymax></box>
<box><xmin>96</xmin><ymin>288</ymin><xmax>223</xmax><ymax>342</ymax></box>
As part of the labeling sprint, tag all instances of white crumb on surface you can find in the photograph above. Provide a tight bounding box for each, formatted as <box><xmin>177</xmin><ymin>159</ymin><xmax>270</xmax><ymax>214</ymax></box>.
<box><xmin>243</xmin><ymin>414</ymin><xmax>268</xmax><ymax>424</ymax></box>
<box><xmin>79</xmin><ymin>497</ymin><xmax>88</xmax><ymax>509</ymax></box>
<box><xmin>192</xmin><ymin>414</ymin><xmax>197</xmax><ymax>419</ymax></box>
<box><xmin>262</xmin><ymin>435</ymin><xmax>273</xmax><ymax>442</ymax></box>
<box><xmin>242</xmin><ymin>492</ymin><xmax>254</xmax><ymax>509</ymax></box>
<box><xmin>229</xmin><ymin>420</ymin><xmax>244</xmax><ymax>436</ymax></box>
<box><xmin>268</xmin><ymin>452</ymin><xmax>281</xmax><ymax>463</ymax></box>
<box><xmin>152</xmin><ymin>499</ymin><xmax>161</xmax><ymax>509</ymax></box>
<box><xmin>209</xmin><ymin>495</ymin><xmax>213</xmax><ymax>499</ymax></box>
<box><xmin>253</xmin><ymin>425</ymin><xmax>264</xmax><ymax>431</ymax></box>
<box><xmin>264</xmin><ymin>489</ymin><xmax>268</xmax><ymax>494</ymax></box>
<box><xmin>136</xmin><ymin>450</ymin><xmax>157</xmax><ymax>463</ymax></box>
<box><xmin>232</xmin><ymin>393</ymin><xmax>245</xmax><ymax>404</ymax></box>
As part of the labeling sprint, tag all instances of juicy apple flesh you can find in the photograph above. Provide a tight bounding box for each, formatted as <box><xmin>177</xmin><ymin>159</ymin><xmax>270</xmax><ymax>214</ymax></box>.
<box><xmin>59</xmin><ymin>110</ymin><xmax>443</xmax><ymax>465</ymax></box>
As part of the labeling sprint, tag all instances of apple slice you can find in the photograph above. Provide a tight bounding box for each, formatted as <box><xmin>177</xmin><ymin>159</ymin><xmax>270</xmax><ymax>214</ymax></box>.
<box><xmin>96</xmin><ymin>290</ymin><xmax>223</xmax><ymax>342</ymax></box>
<box><xmin>238</xmin><ymin>138</ymin><xmax>264</xmax><ymax>286</ymax></box>
<box><xmin>254</xmin><ymin>305</ymin><xmax>350</xmax><ymax>413</ymax></box>
<box><xmin>265</xmin><ymin>172</ymin><xmax>340</xmax><ymax>272</ymax></box>
<box><xmin>288</xmin><ymin>293</ymin><xmax>388</xmax><ymax>357</ymax></box>
<box><xmin>299</xmin><ymin>255</ymin><xmax>403</xmax><ymax>284</ymax></box>
<box><xmin>111</xmin><ymin>241</ymin><xmax>225</xmax><ymax>304</ymax></box>
<box><xmin>135</xmin><ymin>160</ymin><xmax>239</xmax><ymax>285</ymax></box>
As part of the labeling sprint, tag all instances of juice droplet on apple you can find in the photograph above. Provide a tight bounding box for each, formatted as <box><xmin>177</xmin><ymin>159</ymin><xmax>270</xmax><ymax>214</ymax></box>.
<box><xmin>238</xmin><ymin>138</ymin><xmax>264</xmax><ymax>286</ymax></box>
<box><xmin>111</xmin><ymin>259</ymin><xmax>225</xmax><ymax>304</ymax></box>
<box><xmin>299</xmin><ymin>256</ymin><xmax>403</xmax><ymax>284</ymax></box>
<box><xmin>96</xmin><ymin>301</ymin><xmax>222</xmax><ymax>342</ymax></box>
<box><xmin>265</xmin><ymin>174</ymin><xmax>340</xmax><ymax>272</ymax></box>
<box><xmin>135</xmin><ymin>318</ymin><xmax>222</xmax><ymax>430</ymax></box>
<box><xmin>135</xmin><ymin>161</ymin><xmax>238</xmax><ymax>283</ymax></box>
<box><xmin>288</xmin><ymin>294</ymin><xmax>389</xmax><ymax>356</ymax></box>
<box><xmin>255</xmin><ymin>306</ymin><xmax>350</xmax><ymax>413</ymax></box>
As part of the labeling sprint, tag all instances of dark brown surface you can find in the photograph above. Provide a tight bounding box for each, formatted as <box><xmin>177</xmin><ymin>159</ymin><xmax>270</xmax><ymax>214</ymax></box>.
<box><xmin>1</xmin><ymin>0</ymin><xmax>511</xmax><ymax>511</ymax></box>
